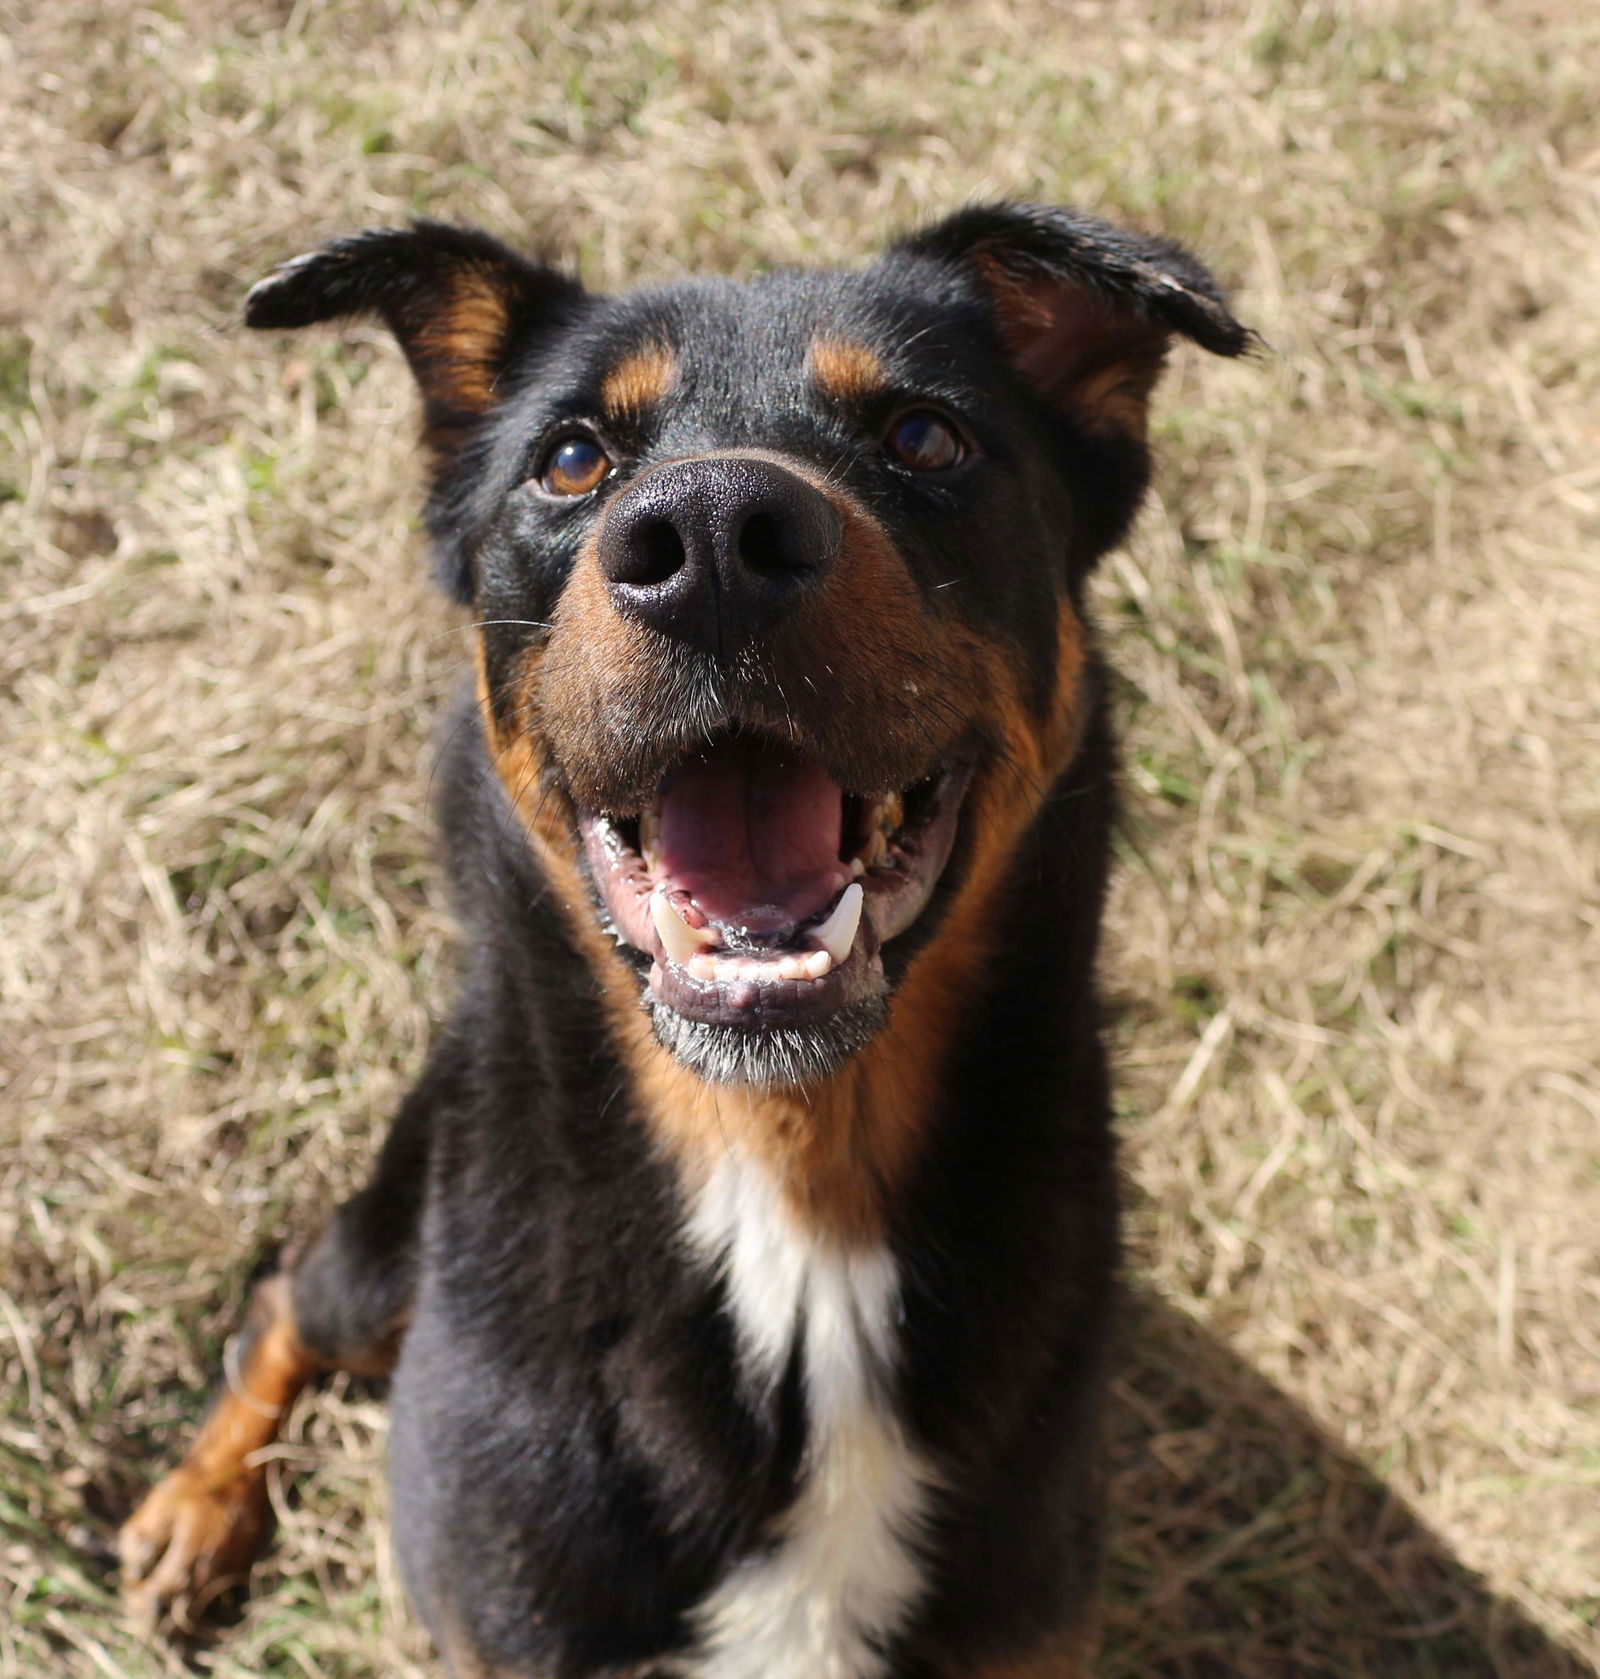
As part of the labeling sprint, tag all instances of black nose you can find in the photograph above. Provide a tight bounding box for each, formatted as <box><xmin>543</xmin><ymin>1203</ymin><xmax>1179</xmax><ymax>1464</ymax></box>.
<box><xmin>596</xmin><ymin>456</ymin><xmax>842</xmax><ymax>656</ymax></box>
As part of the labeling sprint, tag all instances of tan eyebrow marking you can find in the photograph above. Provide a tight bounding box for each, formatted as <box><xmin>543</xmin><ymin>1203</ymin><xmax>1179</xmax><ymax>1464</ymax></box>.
<box><xmin>599</xmin><ymin>343</ymin><xmax>678</xmax><ymax>420</ymax></box>
<box><xmin>809</xmin><ymin>335</ymin><xmax>888</xmax><ymax>403</ymax></box>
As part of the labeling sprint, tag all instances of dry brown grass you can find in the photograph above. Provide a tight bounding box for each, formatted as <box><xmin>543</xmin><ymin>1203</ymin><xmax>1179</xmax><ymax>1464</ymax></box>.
<box><xmin>2</xmin><ymin>1</ymin><xmax>1597</xmax><ymax>1674</ymax></box>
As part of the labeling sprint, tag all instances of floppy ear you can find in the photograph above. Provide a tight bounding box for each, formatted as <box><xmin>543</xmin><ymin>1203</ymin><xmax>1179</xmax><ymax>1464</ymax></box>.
<box><xmin>246</xmin><ymin>222</ymin><xmax>585</xmax><ymax>598</ymax></box>
<box><xmin>893</xmin><ymin>201</ymin><xmax>1252</xmax><ymax>444</ymax></box>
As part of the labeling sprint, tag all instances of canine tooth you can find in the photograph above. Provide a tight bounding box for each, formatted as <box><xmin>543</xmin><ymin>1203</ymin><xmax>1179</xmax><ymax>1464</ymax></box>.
<box><xmin>688</xmin><ymin>954</ymin><xmax>717</xmax><ymax>981</ymax></box>
<box><xmin>812</xmin><ymin>882</ymin><xmax>863</xmax><ymax>965</ymax></box>
<box><xmin>862</xmin><ymin>829</ymin><xmax>888</xmax><ymax>870</ymax></box>
<box><xmin>801</xmin><ymin>949</ymin><xmax>833</xmax><ymax>980</ymax></box>
<box><xmin>850</xmin><ymin>855</ymin><xmax>866</xmax><ymax>879</ymax></box>
<box><xmin>882</xmin><ymin>791</ymin><xmax>904</xmax><ymax>833</ymax></box>
<box><xmin>652</xmin><ymin>892</ymin><xmax>710</xmax><ymax>966</ymax></box>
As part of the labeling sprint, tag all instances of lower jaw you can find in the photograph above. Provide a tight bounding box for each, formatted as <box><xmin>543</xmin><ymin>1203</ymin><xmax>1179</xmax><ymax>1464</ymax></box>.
<box><xmin>647</xmin><ymin>991</ymin><xmax>891</xmax><ymax>1089</ymax></box>
<box><xmin>638</xmin><ymin>920</ymin><xmax>892</xmax><ymax>1088</ymax></box>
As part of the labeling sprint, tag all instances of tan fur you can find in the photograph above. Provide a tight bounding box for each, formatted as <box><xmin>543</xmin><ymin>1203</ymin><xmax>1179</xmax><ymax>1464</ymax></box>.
<box><xmin>119</xmin><ymin>1275</ymin><xmax>322</xmax><ymax>1619</ymax></box>
<box><xmin>600</xmin><ymin>342</ymin><xmax>678</xmax><ymax>420</ymax></box>
<box><xmin>528</xmin><ymin>550</ymin><xmax>676</xmax><ymax>811</ymax></box>
<box><xmin>189</xmin><ymin>1274</ymin><xmax>316</xmax><ymax>1464</ymax></box>
<box><xmin>809</xmin><ymin>335</ymin><xmax>888</xmax><ymax>404</ymax></box>
<box><xmin>1066</xmin><ymin>349</ymin><xmax>1166</xmax><ymax>440</ymax></box>
<box><xmin>477</xmin><ymin>639</ymin><xmax>589</xmax><ymax>903</ymax></box>
<box><xmin>971</xmin><ymin>252</ymin><xmax>1163</xmax><ymax>441</ymax></box>
<box><xmin>971</xmin><ymin>252</ymin><xmax>1059</xmax><ymax>344</ymax></box>
<box><xmin>412</xmin><ymin>266</ymin><xmax>516</xmax><ymax>432</ymax></box>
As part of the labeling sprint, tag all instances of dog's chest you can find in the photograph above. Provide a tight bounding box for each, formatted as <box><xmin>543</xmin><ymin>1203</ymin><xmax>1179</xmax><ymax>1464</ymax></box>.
<box><xmin>674</xmin><ymin>1152</ymin><xmax>932</xmax><ymax>1679</ymax></box>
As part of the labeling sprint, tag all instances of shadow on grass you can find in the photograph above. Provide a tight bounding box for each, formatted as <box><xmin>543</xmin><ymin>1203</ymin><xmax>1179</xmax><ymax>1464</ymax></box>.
<box><xmin>1100</xmin><ymin>1290</ymin><xmax>1594</xmax><ymax>1678</ymax></box>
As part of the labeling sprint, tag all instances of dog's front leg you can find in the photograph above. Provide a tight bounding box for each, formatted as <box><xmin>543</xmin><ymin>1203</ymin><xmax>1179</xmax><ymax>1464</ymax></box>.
<box><xmin>119</xmin><ymin>1031</ymin><xmax>459</xmax><ymax>1626</ymax></box>
<box><xmin>117</xmin><ymin>1268</ymin><xmax>320</xmax><ymax>1627</ymax></box>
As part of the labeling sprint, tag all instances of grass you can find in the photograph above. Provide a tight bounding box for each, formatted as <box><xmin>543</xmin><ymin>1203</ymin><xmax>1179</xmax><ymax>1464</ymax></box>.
<box><xmin>2</xmin><ymin>0</ymin><xmax>1598</xmax><ymax>1673</ymax></box>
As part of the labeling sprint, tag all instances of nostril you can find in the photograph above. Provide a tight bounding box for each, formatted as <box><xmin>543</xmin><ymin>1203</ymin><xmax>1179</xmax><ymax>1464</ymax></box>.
<box><xmin>629</xmin><ymin>517</ymin><xmax>687</xmax><ymax>586</ymax></box>
<box><xmin>601</xmin><ymin>460</ymin><xmax>839</xmax><ymax>650</ymax></box>
<box><xmin>737</xmin><ymin>510</ymin><xmax>795</xmax><ymax>576</ymax></box>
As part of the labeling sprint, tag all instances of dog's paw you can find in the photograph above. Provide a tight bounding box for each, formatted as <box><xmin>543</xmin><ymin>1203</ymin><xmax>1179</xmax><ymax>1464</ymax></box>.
<box><xmin>118</xmin><ymin>1463</ymin><xmax>269</xmax><ymax>1629</ymax></box>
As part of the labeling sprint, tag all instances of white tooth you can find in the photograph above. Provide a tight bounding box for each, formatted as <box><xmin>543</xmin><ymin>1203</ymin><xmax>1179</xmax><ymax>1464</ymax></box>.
<box><xmin>652</xmin><ymin>892</ymin><xmax>707</xmax><ymax>967</ymax></box>
<box><xmin>801</xmin><ymin>949</ymin><xmax>834</xmax><ymax>980</ymax></box>
<box><xmin>688</xmin><ymin>954</ymin><xmax>717</xmax><ymax>981</ymax></box>
<box><xmin>850</xmin><ymin>855</ymin><xmax>867</xmax><ymax>879</ymax></box>
<box><xmin>812</xmin><ymin>882</ymin><xmax>863</xmax><ymax>965</ymax></box>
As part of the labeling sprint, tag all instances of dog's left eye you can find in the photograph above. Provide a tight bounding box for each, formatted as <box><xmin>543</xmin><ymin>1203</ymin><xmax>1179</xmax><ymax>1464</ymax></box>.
<box><xmin>539</xmin><ymin>434</ymin><xmax>613</xmax><ymax>498</ymax></box>
<box><xmin>885</xmin><ymin>409</ymin><xmax>966</xmax><ymax>473</ymax></box>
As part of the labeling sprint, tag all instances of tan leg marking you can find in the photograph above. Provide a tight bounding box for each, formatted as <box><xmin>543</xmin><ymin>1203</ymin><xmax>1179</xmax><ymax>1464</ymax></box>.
<box><xmin>119</xmin><ymin>1274</ymin><xmax>319</xmax><ymax>1627</ymax></box>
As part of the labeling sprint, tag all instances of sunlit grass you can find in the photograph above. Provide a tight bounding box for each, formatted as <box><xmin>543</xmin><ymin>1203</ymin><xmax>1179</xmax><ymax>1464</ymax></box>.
<box><xmin>2</xmin><ymin>0</ymin><xmax>1597</xmax><ymax>1672</ymax></box>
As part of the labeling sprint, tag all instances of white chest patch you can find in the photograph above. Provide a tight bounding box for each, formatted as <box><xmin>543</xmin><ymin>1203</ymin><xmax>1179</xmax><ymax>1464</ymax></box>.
<box><xmin>675</xmin><ymin>1152</ymin><xmax>934</xmax><ymax>1679</ymax></box>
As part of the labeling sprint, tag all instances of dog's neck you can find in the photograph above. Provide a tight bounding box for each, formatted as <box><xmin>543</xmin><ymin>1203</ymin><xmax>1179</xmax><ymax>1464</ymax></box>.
<box><xmin>620</xmin><ymin>936</ymin><xmax>987</xmax><ymax>1245</ymax></box>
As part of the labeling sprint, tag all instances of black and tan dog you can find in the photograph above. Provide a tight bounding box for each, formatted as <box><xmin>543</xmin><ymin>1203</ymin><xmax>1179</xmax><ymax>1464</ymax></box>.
<box><xmin>119</xmin><ymin>204</ymin><xmax>1248</xmax><ymax>1677</ymax></box>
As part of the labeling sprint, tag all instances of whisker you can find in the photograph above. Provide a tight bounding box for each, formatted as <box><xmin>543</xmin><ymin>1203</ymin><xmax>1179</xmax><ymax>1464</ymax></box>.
<box><xmin>427</xmin><ymin>618</ymin><xmax>556</xmax><ymax>645</ymax></box>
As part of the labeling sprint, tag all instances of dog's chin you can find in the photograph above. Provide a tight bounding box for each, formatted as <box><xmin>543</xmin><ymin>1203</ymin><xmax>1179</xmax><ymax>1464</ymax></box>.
<box><xmin>570</xmin><ymin>730</ymin><xmax>970</xmax><ymax>1089</ymax></box>
<box><xmin>645</xmin><ymin>995</ymin><xmax>891</xmax><ymax>1090</ymax></box>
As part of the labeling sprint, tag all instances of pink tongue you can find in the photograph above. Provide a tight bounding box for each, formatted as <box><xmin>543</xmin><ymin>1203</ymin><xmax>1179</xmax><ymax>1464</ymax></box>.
<box><xmin>657</xmin><ymin>740</ymin><xmax>845</xmax><ymax>930</ymax></box>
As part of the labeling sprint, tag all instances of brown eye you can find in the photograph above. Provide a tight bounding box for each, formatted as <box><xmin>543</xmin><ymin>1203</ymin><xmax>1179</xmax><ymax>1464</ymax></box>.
<box><xmin>886</xmin><ymin>409</ymin><xmax>965</xmax><ymax>472</ymax></box>
<box><xmin>539</xmin><ymin>434</ymin><xmax>612</xmax><ymax>497</ymax></box>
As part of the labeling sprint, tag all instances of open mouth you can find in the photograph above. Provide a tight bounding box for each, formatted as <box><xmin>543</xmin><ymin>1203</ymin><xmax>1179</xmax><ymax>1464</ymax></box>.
<box><xmin>576</xmin><ymin>733</ymin><xmax>969</xmax><ymax>1061</ymax></box>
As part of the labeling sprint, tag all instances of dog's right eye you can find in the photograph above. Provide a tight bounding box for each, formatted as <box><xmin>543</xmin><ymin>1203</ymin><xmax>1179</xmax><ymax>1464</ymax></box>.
<box><xmin>538</xmin><ymin>434</ymin><xmax>613</xmax><ymax>498</ymax></box>
<box><xmin>885</xmin><ymin>408</ymin><xmax>966</xmax><ymax>473</ymax></box>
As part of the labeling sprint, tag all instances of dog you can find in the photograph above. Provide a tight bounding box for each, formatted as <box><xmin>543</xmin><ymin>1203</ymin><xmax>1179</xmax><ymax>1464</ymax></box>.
<box><xmin>118</xmin><ymin>202</ymin><xmax>1248</xmax><ymax>1677</ymax></box>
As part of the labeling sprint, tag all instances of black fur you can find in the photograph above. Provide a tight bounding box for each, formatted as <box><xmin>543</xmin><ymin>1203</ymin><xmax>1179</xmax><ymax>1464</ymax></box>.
<box><xmin>236</xmin><ymin>204</ymin><xmax>1248</xmax><ymax>1677</ymax></box>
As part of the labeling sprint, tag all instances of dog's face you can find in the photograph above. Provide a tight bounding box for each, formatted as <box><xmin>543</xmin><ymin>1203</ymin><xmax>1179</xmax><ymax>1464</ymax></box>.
<box><xmin>249</xmin><ymin>207</ymin><xmax>1246</xmax><ymax>1088</ymax></box>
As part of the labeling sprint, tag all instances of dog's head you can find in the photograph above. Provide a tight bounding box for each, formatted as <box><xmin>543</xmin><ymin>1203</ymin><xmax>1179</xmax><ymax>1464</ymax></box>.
<box><xmin>248</xmin><ymin>205</ymin><xmax>1248</xmax><ymax>1090</ymax></box>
